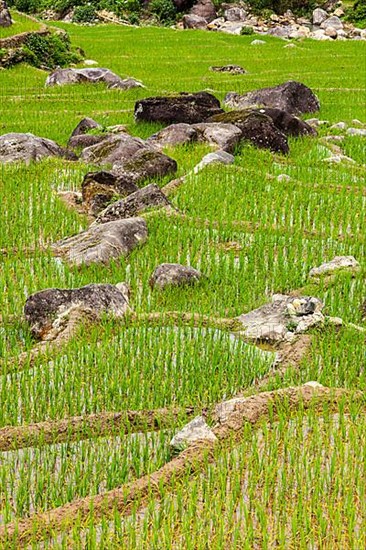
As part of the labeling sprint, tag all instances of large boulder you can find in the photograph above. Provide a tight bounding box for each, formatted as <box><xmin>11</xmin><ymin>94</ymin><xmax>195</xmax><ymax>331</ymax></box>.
<box><xmin>224</xmin><ymin>81</ymin><xmax>320</xmax><ymax>116</ymax></box>
<box><xmin>81</xmin><ymin>171</ymin><xmax>138</xmax><ymax>216</ymax></box>
<box><xmin>208</xmin><ymin>110</ymin><xmax>289</xmax><ymax>154</ymax></box>
<box><xmin>134</xmin><ymin>92</ymin><xmax>223</xmax><ymax>125</ymax></box>
<box><xmin>321</xmin><ymin>16</ymin><xmax>343</xmax><ymax>30</ymax></box>
<box><xmin>80</xmin><ymin>133</ymin><xmax>148</xmax><ymax>165</ymax></box>
<box><xmin>24</xmin><ymin>283</ymin><xmax>130</xmax><ymax>340</ymax></box>
<box><xmin>182</xmin><ymin>14</ymin><xmax>208</xmax><ymax>29</ymax></box>
<box><xmin>53</xmin><ymin>218</ymin><xmax>148</xmax><ymax>266</ymax></box>
<box><xmin>147</xmin><ymin>123</ymin><xmax>198</xmax><ymax>148</ymax></box>
<box><xmin>257</xmin><ymin>108</ymin><xmax>316</xmax><ymax>137</ymax></box>
<box><xmin>45</xmin><ymin>68</ymin><xmax>143</xmax><ymax>90</ymax></box>
<box><xmin>312</xmin><ymin>7</ymin><xmax>328</xmax><ymax>25</ymax></box>
<box><xmin>68</xmin><ymin>133</ymin><xmax>109</xmax><ymax>151</ymax></box>
<box><xmin>0</xmin><ymin>0</ymin><xmax>12</xmax><ymax>27</ymax></box>
<box><xmin>189</xmin><ymin>0</ymin><xmax>217</xmax><ymax>22</ymax></box>
<box><xmin>236</xmin><ymin>294</ymin><xmax>324</xmax><ymax>343</ymax></box>
<box><xmin>94</xmin><ymin>184</ymin><xmax>172</xmax><ymax>224</ymax></box>
<box><xmin>113</xmin><ymin>148</ymin><xmax>177</xmax><ymax>180</ymax></box>
<box><xmin>0</xmin><ymin>133</ymin><xmax>71</xmax><ymax>164</ymax></box>
<box><xmin>223</xmin><ymin>6</ymin><xmax>247</xmax><ymax>22</ymax></box>
<box><xmin>150</xmin><ymin>263</ymin><xmax>203</xmax><ymax>289</ymax></box>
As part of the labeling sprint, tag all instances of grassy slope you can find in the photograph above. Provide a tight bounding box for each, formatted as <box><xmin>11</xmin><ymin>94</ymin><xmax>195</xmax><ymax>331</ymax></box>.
<box><xmin>0</xmin><ymin>21</ymin><xmax>366</xmax><ymax>545</ymax></box>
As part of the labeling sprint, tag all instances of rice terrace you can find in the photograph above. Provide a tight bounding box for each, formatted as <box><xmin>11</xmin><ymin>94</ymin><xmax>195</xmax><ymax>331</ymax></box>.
<box><xmin>0</xmin><ymin>0</ymin><xmax>365</xmax><ymax>547</ymax></box>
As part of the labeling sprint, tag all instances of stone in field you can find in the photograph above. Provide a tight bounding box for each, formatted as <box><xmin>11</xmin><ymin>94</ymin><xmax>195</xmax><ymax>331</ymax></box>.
<box><xmin>68</xmin><ymin>133</ymin><xmax>109</xmax><ymax>151</ymax></box>
<box><xmin>208</xmin><ymin>110</ymin><xmax>289</xmax><ymax>154</ymax></box>
<box><xmin>210</xmin><ymin>65</ymin><xmax>246</xmax><ymax>74</ymax></box>
<box><xmin>0</xmin><ymin>1</ymin><xmax>12</xmax><ymax>27</ymax></box>
<box><xmin>82</xmin><ymin>171</ymin><xmax>138</xmax><ymax>216</ymax></box>
<box><xmin>113</xmin><ymin>148</ymin><xmax>178</xmax><ymax>180</ymax></box>
<box><xmin>70</xmin><ymin>117</ymin><xmax>102</xmax><ymax>138</ymax></box>
<box><xmin>53</xmin><ymin>218</ymin><xmax>148</xmax><ymax>266</ymax></box>
<box><xmin>259</xmin><ymin>108</ymin><xmax>316</xmax><ymax>136</ymax></box>
<box><xmin>25</xmin><ymin>283</ymin><xmax>131</xmax><ymax>340</ymax></box>
<box><xmin>147</xmin><ymin>123</ymin><xmax>198</xmax><ymax>148</ymax></box>
<box><xmin>0</xmin><ymin>133</ymin><xmax>71</xmax><ymax>164</ymax></box>
<box><xmin>309</xmin><ymin>256</ymin><xmax>360</xmax><ymax>278</ymax></box>
<box><xmin>45</xmin><ymin>68</ymin><xmax>143</xmax><ymax>90</ymax></box>
<box><xmin>170</xmin><ymin>416</ymin><xmax>217</xmax><ymax>452</ymax></box>
<box><xmin>134</xmin><ymin>92</ymin><xmax>223</xmax><ymax>124</ymax></box>
<box><xmin>80</xmin><ymin>133</ymin><xmax>147</xmax><ymax>165</ymax></box>
<box><xmin>150</xmin><ymin>263</ymin><xmax>203</xmax><ymax>289</ymax></box>
<box><xmin>347</xmin><ymin>128</ymin><xmax>366</xmax><ymax>136</ymax></box>
<box><xmin>193</xmin><ymin>122</ymin><xmax>243</xmax><ymax>152</ymax></box>
<box><xmin>182</xmin><ymin>14</ymin><xmax>208</xmax><ymax>29</ymax></box>
<box><xmin>94</xmin><ymin>184</ymin><xmax>172</xmax><ymax>224</ymax></box>
<box><xmin>224</xmin><ymin>81</ymin><xmax>320</xmax><ymax>115</ymax></box>
<box><xmin>236</xmin><ymin>294</ymin><xmax>324</xmax><ymax>343</ymax></box>
<box><xmin>193</xmin><ymin>150</ymin><xmax>235</xmax><ymax>172</ymax></box>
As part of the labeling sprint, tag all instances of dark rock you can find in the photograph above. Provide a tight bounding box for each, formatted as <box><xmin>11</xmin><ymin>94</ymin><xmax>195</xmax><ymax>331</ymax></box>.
<box><xmin>173</xmin><ymin>0</ymin><xmax>195</xmax><ymax>10</ymax></box>
<box><xmin>208</xmin><ymin>111</ymin><xmax>289</xmax><ymax>154</ymax></box>
<box><xmin>210</xmin><ymin>65</ymin><xmax>246</xmax><ymax>75</ymax></box>
<box><xmin>45</xmin><ymin>68</ymin><xmax>143</xmax><ymax>90</ymax></box>
<box><xmin>0</xmin><ymin>133</ymin><xmax>70</xmax><ymax>164</ymax></box>
<box><xmin>150</xmin><ymin>263</ymin><xmax>203</xmax><ymax>289</ymax></box>
<box><xmin>53</xmin><ymin>218</ymin><xmax>148</xmax><ymax>266</ymax></box>
<box><xmin>147</xmin><ymin>123</ymin><xmax>198</xmax><ymax>148</ymax></box>
<box><xmin>190</xmin><ymin>0</ymin><xmax>217</xmax><ymax>22</ymax></box>
<box><xmin>80</xmin><ymin>133</ymin><xmax>147</xmax><ymax>165</ymax></box>
<box><xmin>193</xmin><ymin>122</ymin><xmax>242</xmax><ymax>152</ymax></box>
<box><xmin>70</xmin><ymin>117</ymin><xmax>102</xmax><ymax>138</ymax></box>
<box><xmin>183</xmin><ymin>14</ymin><xmax>208</xmax><ymax>29</ymax></box>
<box><xmin>258</xmin><ymin>108</ymin><xmax>317</xmax><ymax>137</ymax></box>
<box><xmin>236</xmin><ymin>294</ymin><xmax>324</xmax><ymax>343</ymax></box>
<box><xmin>68</xmin><ymin>133</ymin><xmax>108</xmax><ymax>151</ymax></box>
<box><xmin>81</xmin><ymin>171</ymin><xmax>138</xmax><ymax>216</ymax></box>
<box><xmin>0</xmin><ymin>0</ymin><xmax>12</xmax><ymax>27</ymax></box>
<box><xmin>134</xmin><ymin>92</ymin><xmax>223</xmax><ymax>125</ymax></box>
<box><xmin>115</xmin><ymin>148</ymin><xmax>177</xmax><ymax>180</ymax></box>
<box><xmin>95</xmin><ymin>184</ymin><xmax>172</xmax><ymax>224</ymax></box>
<box><xmin>25</xmin><ymin>283</ymin><xmax>130</xmax><ymax>340</ymax></box>
<box><xmin>224</xmin><ymin>81</ymin><xmax>320</xmax><ymax>116</ymax></box>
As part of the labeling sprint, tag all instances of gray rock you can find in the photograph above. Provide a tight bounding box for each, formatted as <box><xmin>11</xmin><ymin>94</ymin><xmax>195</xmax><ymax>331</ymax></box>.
<box><xmin>147</xmin><ymin>123</ymin><xmax>198</xmax><ymax>148</ymax></box>
<box><xmin>80</xmin><ymin>133</ymin><xmax>147</xmax><ymax>165</ymax></box>
<box><xmin>309</xmin><ymin>256</ymin><xmax>360</xmax><ymax>278</ymax></box>
<box><xmin>170</xmin><ymin>416</ymin><xmax>217</xmax><ymax>452</ymax></box>
<box><xmin>112</xmin><ymin>148</ymin><xmax>178</xmax><ymax>181</ymax></box>
<box><xmin>94</xmin><ymin>184</ymin><xmax>171</xmax><ymax>224</ymax></box>
<box><xmin>0</xmin><ymin>133</ymin><xmax>70</xmax><ymax>164</ymax></box>
<box><xmin>347</xmin><ymin>128</ymin><xmax>366</xmax><ymax>136</ymax></box>
<box><xmin>190</xmin><ymin>0</ymin><xmax>216</xmax><ymax>23</ymax></box>
<box><xmin>45</xmin><ymin>68</ymin><xmax>143</xmax><ymax>90</ymax></box>
<box><xmin>134</xmin><ymin>92</ymin><xmax>223</xmax><ymax>125</ymax></box>
<box><xmin>224</xmin><ymin>81</ymin><xmax>320</xmax><ymax>116</ymax></box>
<box><xmin>215</xmin><ymin>20</ymin><xmax>245</xmax><ymax>34</ymax></box>
<box><xmin>268</xmin><ymin>26</ymin><xmax>291</xmax><ymax>38</ymax></box>
<box><xmin>236</xmin><ymin>294</ymin><xmax>324</xmax><ymax>343</ymax></box>
<box><xmin>70</xmin><ymin>117</ymin><xmax>102</xmax><ymax>138</ymax></box>
<box><xmin>193</xmin><ymin>122</ymin><xmax>243</xmax><ymax>152</ymax></box>
<box><xmin>0</xmin><ymin>0</ymin><xmax>12</xmax><ymax>27</ymax></box>
<box><xmin>325</xmin><ymin>27</ymin><xmax>338</xmax><ymax>38</ymax></box>
<box><xmin>68</xmin><ymin>133</ymin><xmax>109</xmax><ymax>151</ymax></box>
<box><xmin>223</xmin><ymin>6</ymin><xmax>247</xmax><ymax>21</ymax></box>
<box><xmin>150</xmin><ymin>263</ymin><xmax>203</xmax><ymax>289</ymax></box>
<box><xmin>193</xmin><ymin>150</ymin><xmax>235</xmax><ymax>173</ymax></box>
<box><xmin>182</xmin><ymin>14</ymin><xmax>208</xmax><ymax>29</ymax></box>
<box><xmin>210</xmin><ymin>64</ymin><xmax>246</xmax><ymax>75</ymax></box>
<box><xmin>53</xmin><ymin>218</ymin><xmax>148</xmax><ymax>266</ymax></box>
<box><xmin>251</xmin><ymin>39</ymin><xmax>266</xmax><ymax>45</ymax></box>
<box><xmin>81</xmin><ymin>171</ymin><xmax>138</xmax><ymax>216</ymax></box>
<box><xmin>24</xmin><ymin>283</ymin><xmax>130</xmax><ymax>340</ymax></box>
<box><xmin>321</xmin><ymin>16</ymin><xmax>343</xmax><ymax>30</ymax></box>
<box><xmin>330</xmin><ymin>122</ymin><xmax>347</xmax><ymax>130</ymax></box>
<box><xmin>312</xmin><ymin>8</ymin><xmax>328</xmax><ymax>25</ymax></box>
<box><xmin>214</xmin><ymin>396</ymin><xmax>248</xmax><ymax>423</ymax></box>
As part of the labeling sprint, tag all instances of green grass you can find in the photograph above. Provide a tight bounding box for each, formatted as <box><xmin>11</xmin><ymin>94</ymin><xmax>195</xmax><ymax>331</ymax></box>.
<box><xmin>0</xmin><ymin>21</ymin><xmax>365</xmax><ymax>546</ymax></box>
<box><xmin>0</xmin><ymin>11</ymin><xmax>42</xmax><ymax>39</ymax></box>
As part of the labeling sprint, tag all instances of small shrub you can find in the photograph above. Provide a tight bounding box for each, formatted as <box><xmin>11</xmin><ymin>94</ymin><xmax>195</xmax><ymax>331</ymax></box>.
<box><xmin>240</xmin><ymin>25</ymin><xmax>254</xmax><ymax>35</ymax></box>
<box><xmin>149</xmin><ymin>0</ymin><xmax>177</xmax><ymax>25</ymax></box>
<box><xmin>22</xmin><ymin>32</ymin><xmax>82</xmax><ymax>68</ymax></box>
<box><xmin>345</xmin><ymin>0</ymin><xmax>366</xmax><ymax>28</ymax></box>
<box><xmin>72</xmin><ymin>4</ymin><xmax>97</xmax><ymax>22</ymax></box>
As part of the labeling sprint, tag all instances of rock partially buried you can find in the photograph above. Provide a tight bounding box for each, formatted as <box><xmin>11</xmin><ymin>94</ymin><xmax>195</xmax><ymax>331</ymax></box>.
<box><xmin>94</xmin><ymin>184</ymin><xmax>172</xmax><ymax>224</ymax></box>
<box><xmin>134</xmin><ymin>92</ymin><xmax>223</xmax><ymax>124</ymax></box>
<box><xmin>170</xmin><ymin>416</ymin><xmax>217</xmax><ymax>452</ymax></box>
<box><xmin>70</xmin><ymin>117</ymin><xmax>102</xmax><ymax>139</ymax></box>
<box><xmin>0</xmin><ymin>133</ymin><xmax>72</xmax><ymax>164</ymax></box>
<box><xmin>224</xmin><ymin>81</ymin><xmax>320</xmax><ymax>116</ymax></box>
<box><xmin>147</xmin><ymin>123</ymin><xmax>198</xmax><ymax>148</ymax></box>
<box><xmin>236</xmin><ymin>294</ymin><xmax>324</xmax><ymax>343</ymax></box>
<box><xmin>257</xmin><ymin>108</ymin><xmax>316</xmax><ymax>137</ymax></box>
<box><xmin>53</xmin><ymin>218</ymin><xmax>148</xmax><ymax>266</ymax></box>
<box><xmin>194</xmin><ymin>150</ymin><xmax>235</xmax><ymax>173</ymax></box>
<box><xmin>210</xmin><ymin>65</ymin><xmax>246</xmax><ymax>75</ymax></box>
<box><xmin>25</xmin><ymin>283</ymin><xmax>130</xmax><ymax>340</ymax></box>
<box><xmin>208</xmin><ymin>110</ymin><xmax>289</xmax><ymax>154</ymax></box>
<box><xmin>150</xmin><ymin>263</ymin><xmax>203</xmax><ymax>289</ymax></box>
<box><xmin>82</xmin><ymin>171</ymin><xmax>138</xmax><ymax>216</ymax></box>
<box><xmin>0</xmin><ymin>0</ymin><xmax>12</xmax><ymax>27</ymax></box>
<box><xmin>309</xmin><ymin>256</ymin><xmax>360</xmax><ymax>278</ymax></box>
<box><xmin>45</xmin><ymin>68</ymin><xmax>143</xmax><ymax>90</ymax></box>
<box><xmin>193</xmin><ymin>122</ymin><xmax>243</xmax><ymax>152</ymax></box>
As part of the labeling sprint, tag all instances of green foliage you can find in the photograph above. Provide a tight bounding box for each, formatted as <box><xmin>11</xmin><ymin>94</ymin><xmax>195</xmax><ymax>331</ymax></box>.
<box><xmin>245</xmin><ymin>0</ymin><xmax>316</xmax><ymax>15</ymax></box>
<box><xmin>345</xmin><ymin>0</ymin><xmax>366</xmax><ymax>28</ymax></box>
<box><xmin>240</xmin><ymin>25</ymin><xmax>254</xmax><ymax>34</ymax></box>
<box><xmin>72</xmin><ymin>3</ymin><xmax>97</xmax><ymax>22</ymax></box>
<box><xmin>149</xmin><ymin>0</ymin><xmax>177</xmax><ymax>25</ymax></box>
<box><xmin>22</xmin><ymin>32</ymin><xmax>82</xmax><ymax>68</ymax></box>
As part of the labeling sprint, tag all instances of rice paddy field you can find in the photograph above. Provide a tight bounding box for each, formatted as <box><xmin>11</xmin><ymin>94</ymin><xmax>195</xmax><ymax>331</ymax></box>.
<box><xmin>0</xmin><ymin>13</ymin><xmax>366</xmax><ymax>548</ymax></box>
